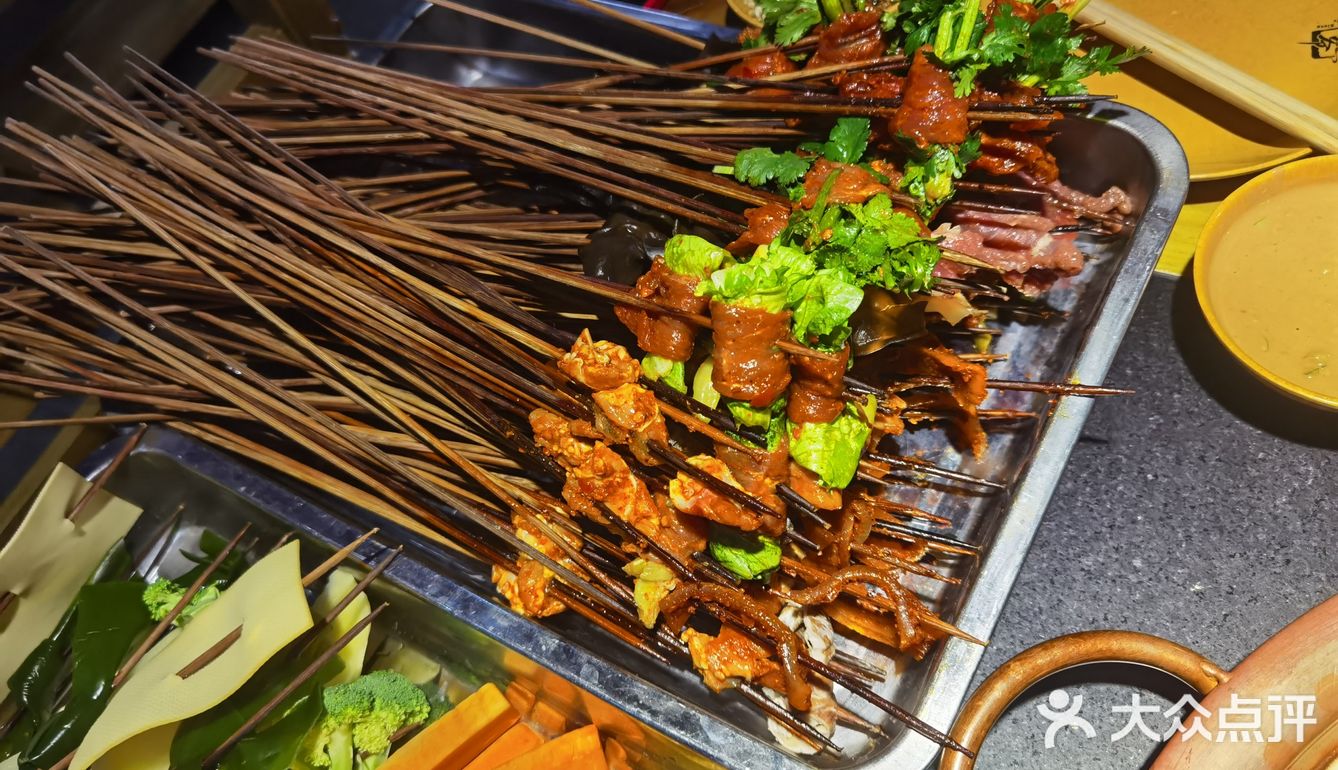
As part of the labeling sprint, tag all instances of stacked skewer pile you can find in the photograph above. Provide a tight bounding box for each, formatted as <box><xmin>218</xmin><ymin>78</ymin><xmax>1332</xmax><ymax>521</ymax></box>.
<box><xmin>0</xmin><ymin>0</ymin><xmax>1142</xmax><ymax>758</ymax></box>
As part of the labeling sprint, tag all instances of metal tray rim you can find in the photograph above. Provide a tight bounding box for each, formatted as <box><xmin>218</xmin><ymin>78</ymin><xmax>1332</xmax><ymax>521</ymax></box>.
<box><xmin>68</xmin><ymin>9</ymin><xmax>1190</xmax><ymax>767</ymax></box>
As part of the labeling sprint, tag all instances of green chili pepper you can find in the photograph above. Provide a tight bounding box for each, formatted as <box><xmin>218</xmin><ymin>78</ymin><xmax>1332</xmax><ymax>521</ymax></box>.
<box><xmin>0</xmin><ymin>542</ymin><xmax>134</xmax><ymax>761</ymax></box>
<box><xmin>176</xmin><ymin>530</ymin><xmax>251</xmax><ymax>587</ymax></box>
<box><xmin>171</xmin><ymin>656</ymin><xmax>341</xmax><ymax>770</ymax></box>
<box><xmin>216</xmin><ymin>675</ymin><xmax>325</xmax><ymax>770</ymax></box>
<box><xmin>19</xmin><ymin>581</ymin><xmax>152</xmax><ymax>770</ymax></box>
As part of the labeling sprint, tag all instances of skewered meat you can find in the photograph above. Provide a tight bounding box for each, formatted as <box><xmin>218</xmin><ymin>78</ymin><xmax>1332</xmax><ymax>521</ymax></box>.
<box><xmin>710</xmin><ymin>300</ymin><xmax>791</xmax><ymax>407</ymax></box>
<box><xmin>893</xmin><ymin>47</ymin><xmax>969</xmax><ymax>147</ymax></box>
<box><xmin>564</xmin><ymin>442</ymin><xmax>663</xmax><ymax>536</ymax></box>
<box><xmin>559</xmin><ymin>329</ymin><xmax>641</xmax><ymax>390</ymax></box>
<box><xmin>1024</xmin><ymin>172</ymin><xmax>1134</xmax><ymax>217</ymax></box>
<box><xmin>786</xmin><ymin>563</ymin><xmax>940</xmax><ymax>657</ymax></box>
<box><xmin>529</xmin><ymin>408</ymin><xmax>597</xmax><ymax>468</ymax></box>
<box><xmin>974</xmin><ymin>131</ymin><xmax>1059</xmax><ymax>182</ymax></box>
<box><xmin>682</xmin><ymin>625</ymin><xmax>786</xmax><ymax>692</ymax></box>
<box><xmin>836</xmin><ymin>71</ymin><xmax>904</xmax><ymax>101</ymax></box>
<box><xmin>806</xmin><ymin>492</ymin><xmax>879</xmax><ymax>566</ymax></box>
<box><xmin>788</xmin><ymin>343</ymin><xmax>850</xmax><ymax>424</ymax></box>
<box><xmin>808</xmin><ymin>10</ymin><xmax>884</xmax><ymax>68</ymax></box>
<box><xmin>727</xmin><ymin>50</ymin><xmax>798</xmax><ymax>79</ymax></box>
<box><xmin>935</xmin><ymin>219</ymin><xmax>1083</xmax><ymax>295</ymax></box>
<box><xmin>653</xmin><ymin>496</ymin><xmax>710</xmax><ymax>564</ymax></box>
<box><xmin>614</xmin><ymin>256</ymin><xmax>707</xmax><ymax>361</ymax></box>
<box><xmin>592</xmin><ymin>382</ymin><xmax>669</xmax><ymax>464</ymax></box>
<box><xmin>662</xmin><ymin>583</ymin><xmax>813</xmax><ymax>710</ymax></box>
<box><xmin>727</xmin><ymin>202</ymin><xmax>791</xmax><ymax>253</ymax></box>
<box><xmin>716</xmin><ymin>434</ymin><xmax>789</xmax><ymax>514</ymax></box>
<box><xmin>492</xmin><ymin>514</ymin><xmax>575</xmax><ymax>618</ymax></box>
<box><xmin>669</xmin><ymin>454</ymin><xmax>768</xmax><ymax>531</ymax></box>
<box><xmin>788</xmin><ymin>461</ymin><xmax>844</xmax><ymax>511</ymax></box>
<box><xmin>800</xmin><ymin>159</ymin><xmax>890</xmax><ymax>208</ymax></box>
<box><xmin>885</xmin><ymin>339</ymin><xmax>987</xmax><ymax>457</ymax></box>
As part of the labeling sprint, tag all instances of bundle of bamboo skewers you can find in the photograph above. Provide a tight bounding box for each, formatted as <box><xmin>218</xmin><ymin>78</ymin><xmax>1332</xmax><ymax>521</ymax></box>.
<box><xmin>0</xmin><ymin>0</ymin><xmax>1142</xmax><ymax>760</ymax></box>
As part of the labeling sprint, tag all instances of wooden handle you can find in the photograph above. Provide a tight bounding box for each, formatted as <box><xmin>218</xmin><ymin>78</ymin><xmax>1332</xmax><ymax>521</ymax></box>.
<box><xmin>940</xmin><ymin>630</ymin><xmax>1231</xmax><ymax>770</ymax></box>
<box><xmin>1078</xmin><ymin>1</ymin><xmax>1338</xmax><ymax>153</ymax></box>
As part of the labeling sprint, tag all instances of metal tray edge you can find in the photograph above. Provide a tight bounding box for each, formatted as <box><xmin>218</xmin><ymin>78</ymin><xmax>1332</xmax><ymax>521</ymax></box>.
<box><xmin>873</xmin><ymin>103</ymin><xmax>1188</xmax><ymax>769</ymax></box>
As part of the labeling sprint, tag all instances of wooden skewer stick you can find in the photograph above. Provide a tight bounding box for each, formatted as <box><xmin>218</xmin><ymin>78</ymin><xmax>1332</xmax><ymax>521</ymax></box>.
<box><xmin>66</xmin><ymin>423</ymin><xmax>148</xmax><ymax>523</ymax></box>
<box><xmin>114</xmin><ymin>523</ymin><xmax>252</xmax><ymax>687</ymax></box>
<box><xmin>307</xmin><ymin>546</ymin><xmax>402</xmax><ymax>636</ymax></box>
<box><xmin>301</xmin><ymin>527</ymin><xmax>380</xmax><ymax>587</ymax></box>
<box><xmin>0</xmin><ymin>412</ymin><xmax>172</xmax><ymax>429</ymax></box>
<box><xmin>177</xmin><ymin>626</ymin><xmax>244</xmax><ymax>678</ymax></box>
<box><xmin>865</xmin><ymin>451</ymin><xmax>1005</xmax><ymax>490</ymax></box>
<box><xmin>201</xmin><ymin>603</ymin><xmax>387</xmax><ymax>767</ymax></box>
<box><xmin>425</xmin><ymin>0</ymin><xmax>653</xmax><ymax>68</ymax></box>
<box><xmin>550</xmin><ymin>0</ymin><xmax>706</xmax><ymax>50</ymax></box>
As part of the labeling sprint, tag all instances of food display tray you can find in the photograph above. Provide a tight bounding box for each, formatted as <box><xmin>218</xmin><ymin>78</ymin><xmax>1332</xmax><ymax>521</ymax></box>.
<box><xmin>31</xmin><ymin>3</ymin><xmax>1189</xmax><ymax>768</ymax></box>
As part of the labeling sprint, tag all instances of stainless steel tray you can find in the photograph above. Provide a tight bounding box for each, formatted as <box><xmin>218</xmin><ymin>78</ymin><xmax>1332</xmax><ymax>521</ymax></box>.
<box><xmin>12</xmin><ymin>6</ymin><xmax>1188</xmax><ymax>768</ymax></box>
<box><xmin>77</xmin><ymin>428</ymin><xmax>717</xmax><ymax>770</ymax></box>
<box><xmin>357</xmin><ymin>3</ymin><xmax>1188</xmax><ymax>768</ymax></box>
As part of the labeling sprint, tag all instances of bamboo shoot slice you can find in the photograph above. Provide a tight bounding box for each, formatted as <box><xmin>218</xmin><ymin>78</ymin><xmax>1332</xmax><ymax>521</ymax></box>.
<box><xmin>0</xmin><ymin>463</ymin><xmax>142</xmax><ymax>700</ymax></box>
<box><xmin>70</xmin><ymin>542</ymin><xmax>312</xmax><ymax>770</ymax></box>
<box><xmin>310</xmin><ymin>566</ymin><xmax>371</xmax><ymax>685</ymax></box>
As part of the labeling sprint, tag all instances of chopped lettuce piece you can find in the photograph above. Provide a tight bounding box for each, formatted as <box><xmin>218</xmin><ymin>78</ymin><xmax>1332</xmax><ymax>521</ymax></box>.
<box><xmin>642</xmin><ymin>355</ymin><xmax>687</xmax><ymax>393</ymax></box>
<box><xmin>788</xmin><ymin>395</ymin><xmax>876</xmax><ymax>488</ymax></box>
<box><xmin>692</xmin><ymin>357</ymin><xmax>721</xmax><ymax>409</ymax></box>
<box><xmin>663</xmin><ymin>234</ymin><xmax>730</xmax><ymax>278</ymax></box>
<box><xmin>624</xmin><ymin>557</ymin><xmax>678</xmax><ymax>628</ymax></box>
<box><xmin>787</xmin><ymin>267</ymin><xmax>865</xmax><ymax>345</ymax></box>
<box><xmin>698</xmin><ymin>242</ymin><xmax>815</xmax><ymax>313</ymax></box>
<box><xmin>725</xmin><ymin>399</ymin><xmax>772</xmax><ymax>429</ymax></box>
<box><xmin>708</xmin><ymin>527</ymin><xmax>781</xmax><ymax>581</ymax></box>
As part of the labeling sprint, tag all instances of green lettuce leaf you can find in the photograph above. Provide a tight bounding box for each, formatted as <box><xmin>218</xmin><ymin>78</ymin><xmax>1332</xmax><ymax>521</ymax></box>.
<box><xmin>692</xmin><ymin>357</ymin><xmax>721</xmax><ymax>409</ymax></box>
<box><xmin>708</xmin><ymin>527</ymin><xmax>781</xmax><ymax>580</ymax></box>
<box><xmin>788</xmin><ymin>396</ymin><xmax>876</xmax><ymax>488</ymax></box>
<box><xmin>788</xmin><ymin>267</ymin><xmax>864</xmax><ymax>344</ymax></box>
<box><xmin>699</xmin><ymin>242</ymin><xmax>815</xmax><ymax>312</ymax></box>
<box><xmin>642</xmin><ymin>355</ymin><xmax>687</xmax><ymax>393</ymax></box>
<box><xmin>663</xmin><ymin>234</ymin><xmax>730</xmax><ymax>278</ymax></box>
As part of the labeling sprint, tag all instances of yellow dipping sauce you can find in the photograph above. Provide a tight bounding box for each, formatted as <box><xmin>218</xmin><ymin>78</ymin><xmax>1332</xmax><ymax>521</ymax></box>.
<box><xmin>1205</xmin><ymin>179</ymin><xmax>1338</xmax><ymax>401</ymax></box>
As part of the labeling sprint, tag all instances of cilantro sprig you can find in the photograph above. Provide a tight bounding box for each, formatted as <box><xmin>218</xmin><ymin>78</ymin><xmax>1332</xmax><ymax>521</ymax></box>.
<box><xmin>890</xmin><ymin>0</ymin><xmax>1142</xmax><ymax>97</ymax></box>
<box><xmin>754</xmin><ymin>0</ymin><xmax>860</xmax><ymax>47</ymax></box>
<box><xmin>715</xmin><ymin>118</ymin><xmax>872</xmax><ymax>192</ymax></box>
<box><xmin>900</xmin><ymin>134</ymin><xmax>981</xmax><ymax>215</ymax></box>
<box><xmin>783</xmin><ymin>193</ymin><xmax>940</xmax><ymax>295</ymax></box>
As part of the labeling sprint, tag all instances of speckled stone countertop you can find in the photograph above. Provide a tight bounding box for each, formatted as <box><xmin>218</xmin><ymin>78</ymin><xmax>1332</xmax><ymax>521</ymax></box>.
<box><xmin>969</xmin><ymin>274</ymin><xmax>1338</xmax><ymax>770</ymax></box>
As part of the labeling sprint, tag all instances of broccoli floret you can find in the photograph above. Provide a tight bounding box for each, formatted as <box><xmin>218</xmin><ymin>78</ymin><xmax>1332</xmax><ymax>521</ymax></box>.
<box><xmin>301</xmin><ymin>671</ymin><xmax>431</xmax><ymax>770</ymax></box>
<box><xmin>141</xmin><ymin>579</ymin><xmax>221</xmax><ymax>626</ymax></box>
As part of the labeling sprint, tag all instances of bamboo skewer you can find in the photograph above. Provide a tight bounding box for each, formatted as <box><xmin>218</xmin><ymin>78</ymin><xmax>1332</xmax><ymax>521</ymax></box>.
<box><xmin>425</xmin><ymin>0</ymin><xmax>654</xmax><ymax>68</ymax></box>
<box><xmin>0</xmin><ymin>26</ymin><xmax>1140</xmax><ymax>754</ymax></box>
<box><xmin>202</xmin><ymin>604</ymin><xmax>388</xmax><ymax>767</ymax></box>
<box><xmin>65</xmin><ymin>424</ymin><xmax>149</xmax><ymax>523</ymax></box>
<box><xmin>115</xmin><ymin>524</ymin><xmax>252</xmax><ymax>687</ymax></box>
